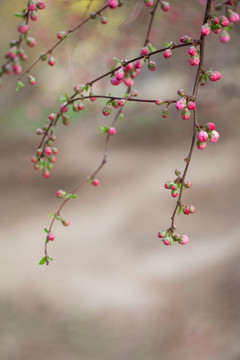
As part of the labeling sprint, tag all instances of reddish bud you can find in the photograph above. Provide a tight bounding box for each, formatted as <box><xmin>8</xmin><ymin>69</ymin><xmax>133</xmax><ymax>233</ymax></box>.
<box><xmin>108</xmin><ymin>127</ymin><xmax>116</xmax><ymax>135</ymax></box>
<box><xmin>47</xmin><ymin>233</ymin><xmax>55</xmax><ymax>241</ymax></box>
<box><xmin>92</xmin><ymin>178</ymin><xmax>99</xmax><ymax>186</ymax></box>
<box><xmin>48</xmin><ymin>56</ymin><xmax>55</xmax><ymax>66</ymax></box>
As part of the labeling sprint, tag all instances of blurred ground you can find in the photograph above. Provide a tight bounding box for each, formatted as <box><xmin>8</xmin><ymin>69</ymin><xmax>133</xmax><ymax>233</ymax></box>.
<box><xmin>0</xmin><ymin>1</ymin><xmax>240</xmax><ymax>359</ymax></box>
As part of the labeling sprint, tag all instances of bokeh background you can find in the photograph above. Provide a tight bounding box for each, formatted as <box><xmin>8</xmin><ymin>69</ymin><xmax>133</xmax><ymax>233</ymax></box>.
<box><xmin>0</xmin><ymin>0</ymin><xmax>240</xmax><ymax>359</ymax></box>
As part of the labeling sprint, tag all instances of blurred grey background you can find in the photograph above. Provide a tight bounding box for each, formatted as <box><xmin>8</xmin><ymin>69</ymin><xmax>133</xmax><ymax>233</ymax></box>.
<box><xmin>0</xmin><ymin>0</ymin><xmax>240</xmax><ymax>359</ymax></box>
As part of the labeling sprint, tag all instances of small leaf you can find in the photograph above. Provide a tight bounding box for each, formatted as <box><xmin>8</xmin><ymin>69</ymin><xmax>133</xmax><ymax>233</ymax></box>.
<box><xmin>39</xmin><ymin>256</ymin><xmax>47</xmax><ymax>265</ymax></box>
<box><xmin>47</xmin><ymin>211</ymin><xmax>55</xmax><ymax>218</ymax></box>
<box><xmin>56</xmin><ymin>215</ymin><xmax>61</xmax><ymax>221</ymax></box>
<box><xmin>14</xmin><ymin>12</ymin><xmax>25</xmax><ymax>18</ymax></box>
<box><xmin>113</xmin><ymin>56</ymin><xmax>121</xmax><ymax>63</ymax></box>
<box><xmin>119</xmin><ymin>113</ymin><xmax>124</xmax><ymax>121</ymax></box>
<box><xmin>44</xmin><ymin>227</ymin><xmax>49</xmax><ymax>234</ymax></box>
<box><xmin>71</xmin><ymin>194</ymin><xmax>78</xmax><ymax>199</ymax></box>
<box><xmin>16</xmin><ymin>80</ymin><xmax>24</xmax><ymax>92</ymax></box>
<box><xmin>47</xmin><ymin>256</ymin><xmax>53</xmax><ymax>261</ymax></box>
<box><xmin>59</xmin><ymin>95</ymin><xmax>68</xmax><ymax>102</ymax></box>
<box><xmin>178</xmin><ymin>206</ymin><xmax>183</xmax><ymax>215</ymax></box>
<box><xmin>148</xmin><ymin>44</ymin><xmax>157</xmax><ymax>52</ymax></box>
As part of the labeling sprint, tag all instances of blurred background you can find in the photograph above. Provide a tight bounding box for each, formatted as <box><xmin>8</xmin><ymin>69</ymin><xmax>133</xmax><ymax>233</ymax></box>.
<box><xmin>0</xmin><ymin>0</ymin><xmax>240</xmax><ymax>359</ymax></box>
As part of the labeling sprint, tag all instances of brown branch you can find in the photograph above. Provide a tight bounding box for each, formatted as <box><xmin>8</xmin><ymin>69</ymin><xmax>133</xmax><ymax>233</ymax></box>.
<box><xmin>18</xmin><ymin>3</ymin><xmax>109</xmax><ymax>81</ymax></box>
<box><xmin>44</xmin><ymin>107</ymin><xmax>123</xmax><ymax>264</ymax></box>
<box><xmin>169</xmin><ymin>0</ymin><xmax>212</xmax><ymax>231</ymax></box>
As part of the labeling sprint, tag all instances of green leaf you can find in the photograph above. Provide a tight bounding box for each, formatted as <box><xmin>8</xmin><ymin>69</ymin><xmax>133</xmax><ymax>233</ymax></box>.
<box><xmin>44</xmin><ymin>227</ymin><xmax>49</xmax><ymax>234</ymax></box>
<box><xmin>47</xmin><ymin>211</ymin><xmax>55</xmax><ymax>218</ymax></box>
<box><xmin>59</xmin><ymin>94</ymin><xmax>68</xmax><ymax>102</ymax></box>
<box><xmin>39</xmin><ymin>256</ymin><xmax>47</xmax><ymax>265</ymax></box>
<box><xmin>119</xmin><ymin>113</ymin><xmax>124</xmax><ymax>121</ymax></box>
<box><xmin>47</xmin><ymin>256</ymin><xmax>53</xmax><ymax>261</ymax></box>
<box><xmin>148</xmin><ymin>44</ymin><xmax>157</xmax><ymax>52</ymax></box>
<box><xmin>71</xmin><ymin>194</ymin><xmax>78</xmax><ymax>199</ymax></box>
<box><xmin>178</xmin><ymin>206</ymin><xmax>183</xmax><ymax>215</ymax></box>
<box><xmin>14</xmin><ymin>12</ymin><xmax>25</xmax><ymax>18</ymax></box>
<box><xmin>113</xmin><ymin>56</ymin><xmax>121</xmax><ymax>63</ymax></box>
<box><xmin>56</xmin><ymin>215</ymin><xmax>61</xmax><ymax>221</ymax></box>
<box><xmin>106</xmin><ymin>99</ymin><xmax>112</xmax><ymax>105</ymax></box>
<box><xmin>16</xmin><ymin>80</ymin><xmax>24</xmax><ymax>92</ymax></box>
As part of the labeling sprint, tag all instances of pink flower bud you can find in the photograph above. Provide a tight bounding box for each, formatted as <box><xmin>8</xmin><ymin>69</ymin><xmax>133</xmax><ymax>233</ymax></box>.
<box><xmin>102</xmin><ymin>106</ymin><xmax>111</xmax><ymax>116</ymax></box>
<box><xmin>57</xmin><ymin>31</ymin><xmax>67</xmax><ymax>40</ymax></box>
<box><xmin>198</xmin><ymin>130</ymin><xmax>208</xmax><ymax>142</ymax></box>
<box><xmin>197</xmin><ymin>141</ymin><xmax>207</xmax><ymax>150</ymax></box>
<box><xmin>144</xmin><ymin>0</ymin><xmax>154</xmax><ymax>7</ymax></box>
<box><xmin>111</xmin><ymin>77</ymin><xmax>121</xmax><ymax>86</ymax></box>
<box><xmin>177</xmin><ymin>89</ymin><xmax>186</xmax><ymax>97</ymax></box>
<box><xmin>219</xmin><ymin>16</ymin><xmax>230</xmax><ymax>27</ymax></box>
<box><xmin>48</xmin><ymin>56</ymin><xmax>55</xmax><ymax>66</ymax></box>
<box><xmin>108</xmin><ymin>127</ymin><xmax>116</xmax><ymax>135</ymax></box>
<box><xmin>125</xmin><ymin>63</ymin><xmax>134</xmax><ymax>72</ymax></box>
<box><xmin>178</xmin><ymin>234</ymin><xmax>189</xmax><ymax>245</ymax></box>
<box><xmin>28</xmin><ymin>2</ymin><xmax>37</xmax><ymax>11</ymax></box>
<box><xmin>155</xmin><ymin>99</ymin><xmax>165</xmax><ymax>105</ymax></box>
<box><xmin>148</xmin><ymin>60</ymin><xmax>157</xmax><ymax>71</ymax></box>
<box><xmin>181</xmin><ymin>108</ymin><xmax>191</xmax><ymax>120</ymax></box>
<box><xmin>227</xmin><ymin>10</ymin><xmax>240</xmax><ymax>23</ymax></box>
<box><xmin>161</xmin><ymin>1</ymin><xmax>170</xmax><ymax>12</ymax></box>
<box><xmin>141</xmin><ymin>46</ymin><xmax>149</xmax><ymax>55</ymax></box>
<box><xmin>28</xmin><ymin>74</ymin><xmax>36</xmax><ymax>85</ymax></box>
<box><xmin>184</xmin><ymin>180</ymin><xmax>192</xmax><ymax>189</ymax></box>
<box><xmin>115</xmin><ymin>69</ymin><xmax>124</xmax><ymax>80</ymax></box>
<box><xmin>18</xmin><ymin>23</ymin><xmax>29</xmax><ymax>34</ymax></box>
<box><xmin>124</xmin><ymin>78</ymin><xmax>134</xmax><ymax>87</ymax></box>
<box><xmin>60</xmin><ymin>103</ymin><xmax>69</xmax><ymax>112</ymax></box>
<box><xmin>189</xmin><ymin>56</ymin><xmax>200</xmax><ymax>66</ymax></box>
<box><xmin>158</xmin><ymin>231</ymin><xmax>167</xmax><ymax>238</ymax></box>
<box><xmin>43</xmin><ymin>168</ymin><xmax>50</xmax><ymax>178</ymax></box>
<box><xmin>62</xmin><ymin>219</ymin><xmax>70</xmax><ymax>227</ymax></box>
<box><xmin>175</xmin><ymin>99</ymin><xmax>186</xmax><ymax>111</ymax></box>
<box><xmin>26</xmin><ymin>37</ymin><xmax>37</xmax><ymax>47</ymax></box>
<box><xmin>136</xmin><ymin>60</ymin><xmax>143</xmax><ymax>69</ymax></box>
<box><xmin>47</xmin><ymin>233</ymin><xmax>55</xmax><ymax>241</ymax></box>
<box><xmin>187</xmin><ymin>101</ymin><xmax>196</xmax><ymax>110</ymax></box>
<box><xmin>78</xmin><ymin>103</ymin><xmax>84</xmax><ymax>110</ymax></box>
<box><xmin>31</xmin><ymin>156</ymin><xmax>37</xmax><ymax>163</ymax></box>
<box><xmin>108</xmin><ymin>0</ymin><xmax>118</xmax><ymax>8</ymax></box>
<box><xmin>52</xmin><ymin>147</ymin><xmax>58</xmax><ymax>154</ymax></box>
<box><xmin>12</xmin><ymin>64</ymin><xmax>22</xmax><ymax>75</ymax></box>
<box><xmin>171</xmin><ymin>190</ymin><xmax>178</xmax><ymax>198</ymax></box>
<box><xmin>208</xmin><ymin>71</ymin><xmax>221</xmax><ymax>82</ymax></box>
<box><xmin>180</xmin><ymin>35</ymin><xmax>192</xmax><ymax>44</ymax></box>
<box><xmin>44</xmin><ymin>146</ymin><xmax>52</xmax><ymax>156</ymax></box>
<box><xmin>30</xmin><ymin>11</ymin><xmax>38</xmax><ymax>21</ymax></box>
<box><xmin>49</xmin><ymin>113</ymin><xmax>56</xmax><ymax>121</ymax></box>
<box><xmin>188</xmin><ymin>46</ymin><xmax>196</xmax><ymax>56</ymax></box>
<box><xmin>36</xmin><ymin>1</ymin><xmax>46</xmax><ymax>9</ymax></box>
<box><xmin>56</xmin><ymin>190</ymin><xmax>66</xmax><ymax>198</ymax></box>
<box><xmin>220</xmin><ymin>30</ymin><xmax>230</xmax><ymax>43</ymax></box>
<box><xmin>163</xmin><ymin>49</ymin><xmax>172</xmax><ymax>58</ymax></box>
<box><xmin>189</xmin><ymin>205</ymin><xmax>196</xmax><ymax>214</ymax></box>
<box><xmin>163</xmin><ymin>238</ymin><xmax>171</xmax><ymax>245</ymax></box>
<box><xmin>206</xmin><ymin>122</ymin><xmax>216</xmax><ymax>131</ymax></box>
<box><xmin>201</xmin><ymin>23</ymin><xmax>211</xmax><ymax>36</ymax></box>
<box><xmin>92</xmin><ymin>178</ymin><xmax>99</xmax><ymax>186</ymax></box>
<box><xmin>183</xmin><ymin>207</ymin><xmax>190</xmax><ymax>215</ymax></box>
<box><xmin>209</xmin><ymin>130</ymin><xmax>220</xmax><ymax>143</ymax></box>
<box><xmin>101</xmin><ymin>16</ymin><xmax>107</xmax><ymax>24</ymax></box>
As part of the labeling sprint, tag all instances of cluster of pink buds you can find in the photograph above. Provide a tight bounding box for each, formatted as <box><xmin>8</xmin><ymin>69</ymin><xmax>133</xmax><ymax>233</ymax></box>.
<box><xmin>164</xmin><ymin>168</ymin><xmax>192</xmax><ymax>198</ymax></box>
<box><xmin>182</xmin><ymin>205</ymin><xmax>196</xmax><ymax>215</ymax></box>
<box><xmin>197</xmin><ymin>122</ymin><xmax>220</xmax><ymax>150</ymax></box>
<box><xmin>144</xmin><ymin>0</ymin><xmax>170</xmax><ymax>12</ymax></box>
<box><xmin>0</xmin><ymin>1</ymin><xmax>46</xmax><ymax>86</ymax></box>
<box><xmin>175</xmin><ymin>89</ymin><xmax>196</xmax><ymax>120</ymax></box>
<box><xmin>111</xmin><ymin>59</ymin><xmax>142</xmax><ymax>87</ymax></box>
<box><xmin>199</xmin><ymin>69</ymin><xmax>221</xmax><ymax>86</ymax></box>
<box><xmin>102</xmin><ymin>98</ymin><xmax>125</xmax><ymax>116</ymax></box>
<box><xmin>187</xmin><ymin>45</ymin><xmax>200</xmax><ymax>66</ymax></box>
<box><xmin>208</xmin><ymin>2</ymin><xmax>240</xmax><ymax>43</ymax></box>
<box><xmin>158</xmin><ymin>229</ymin><xmax>189</xmax><ymax>245</ymax></box>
